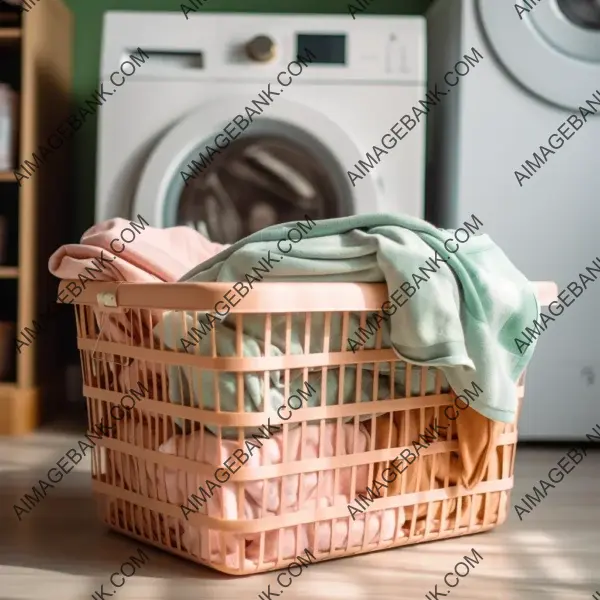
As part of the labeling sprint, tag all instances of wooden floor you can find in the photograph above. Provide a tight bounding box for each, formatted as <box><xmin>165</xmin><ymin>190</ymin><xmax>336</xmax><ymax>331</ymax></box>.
<box><xmin>1</xmin><ymin>429</ymin><xmax>599</xmax><ymax>600</ymax></box>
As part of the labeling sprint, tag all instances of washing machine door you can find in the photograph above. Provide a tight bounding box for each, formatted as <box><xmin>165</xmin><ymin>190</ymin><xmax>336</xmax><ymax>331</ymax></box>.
<box><xmin>477</xmin><ymin>0</ymin><xmax>600</xmax><ymax>111</ymax></box>
<box><xmin>132</xmin><ymin>96</ymin><xmax>378</xmax><ymax>244</ymax></box>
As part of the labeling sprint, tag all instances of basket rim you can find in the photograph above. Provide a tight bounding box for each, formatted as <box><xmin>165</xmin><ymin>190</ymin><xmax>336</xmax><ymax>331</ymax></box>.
<box><xmin>57</xmin><ymin>280</ymin><xmax>558</xmax><ymax>313</ymax></box>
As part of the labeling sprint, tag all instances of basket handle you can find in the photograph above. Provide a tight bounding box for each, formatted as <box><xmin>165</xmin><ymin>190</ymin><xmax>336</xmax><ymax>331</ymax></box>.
<box><xmin>95</xmin><ymin>282</ymin><xmax>127</xmax><ymax>313</ymax></box>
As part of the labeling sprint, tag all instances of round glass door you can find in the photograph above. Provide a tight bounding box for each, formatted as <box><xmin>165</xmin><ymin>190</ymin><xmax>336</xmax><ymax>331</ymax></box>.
<box><xmin>133</xmin><ymin>95</ymin><xmax>379</xmax><ymax>241</ymax></box>
<box><xmin>556</xmin><ymin>0</ymin><xmax>600</xmax><ymax>30</ymax></box>
<box><xmin>175</xmin><ymin>135</ymin><xmax>340</xmax><ymax>244</ymax></box>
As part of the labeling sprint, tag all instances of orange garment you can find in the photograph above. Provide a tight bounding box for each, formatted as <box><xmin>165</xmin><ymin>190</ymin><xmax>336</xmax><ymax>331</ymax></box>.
<box><xmin>373</xmin><ymin>394</ymin><xmax>508</xmax><ymax>533</ymax></box>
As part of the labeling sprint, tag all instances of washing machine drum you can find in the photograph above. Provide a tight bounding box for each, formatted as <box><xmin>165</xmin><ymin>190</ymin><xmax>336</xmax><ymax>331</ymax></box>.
<box><xmin>176</xmin><ymin>136</ymin><xmax>336</xmax><ymax>244</ymax></box>
<box><xmin>478</xmin><ymin>0</ymin><xmax>600</xmax><ymax>111</ymax></box>
<box><xmin>556</xmin><ymin>0</ymin><xmax>600</xmax><ymax>30</ymax></box>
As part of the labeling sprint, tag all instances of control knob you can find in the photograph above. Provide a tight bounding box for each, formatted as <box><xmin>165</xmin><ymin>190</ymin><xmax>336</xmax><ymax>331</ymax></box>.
<box><xmin>245</xmin><ymin>35</ymin><xmax>276</xmax><ymax>62</ymax></box>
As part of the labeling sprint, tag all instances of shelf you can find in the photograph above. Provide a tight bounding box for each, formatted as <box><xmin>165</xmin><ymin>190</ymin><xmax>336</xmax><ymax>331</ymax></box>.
<box><xmin>1</xmin><ymin>0</ymin><xmax>72</xmax><ymax>434</ymax></box>
<box><xmin>0</xmin><ymin>28</ymin><xmax>21</xmax><ymax>41</ymax></box>
<box><xmin>0</xmin><ymin>267</ymin><xmax>18</xmax><ymax>278</ymax></box>
<box><xmin>0</xmin><ymin>12</ymin><xmax>20</xmax><ymax>25</ymax></box>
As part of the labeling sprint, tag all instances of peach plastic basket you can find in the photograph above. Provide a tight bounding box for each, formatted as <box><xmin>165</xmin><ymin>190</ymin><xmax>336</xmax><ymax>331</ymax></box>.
<box><xmin>60</xmin><ymin>279</ymin><xmax>557</xmax><ymax>575</ymax></box>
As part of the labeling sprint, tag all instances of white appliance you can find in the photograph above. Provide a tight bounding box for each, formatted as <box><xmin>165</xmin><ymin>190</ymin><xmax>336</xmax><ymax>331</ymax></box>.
<box><xmin>96</xmin><ymin>12</ymin><xmax>426</xmax><ymax>244</ymax></box>
<box><xmin>427</xmin><ymin>0</ymin><xmax>600</xmax><ymax>441</ymax></box>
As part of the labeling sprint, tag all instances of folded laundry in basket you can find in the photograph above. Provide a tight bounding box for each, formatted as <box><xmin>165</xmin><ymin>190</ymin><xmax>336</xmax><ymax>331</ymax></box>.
<box><xmin>159</xmin><ymin>309</ymin><xmax>445</xmax><ymax>437</ymax></box>
<box><xmin>108</xmin><ymin>420</ymin><xmax>404</xmax><ymax>570</ymax></box>
<box><xmin>106</xmin><ymin>416</ymin><xmax>505</xmax><ymax>571</ymax></box>
<box><xmin>48</xmin><ymin>217</ymin><xmax>226</xmax><ymax>387</ymax></box>
<box><xmin>49</xmin><ymin>217</ymin><xmax>226</xmax><ymax>285</ymax></box>
<box><xmin>167</xmin><ymin>213</ymin><xmax>539</xmax><ymax>424</ymax></box>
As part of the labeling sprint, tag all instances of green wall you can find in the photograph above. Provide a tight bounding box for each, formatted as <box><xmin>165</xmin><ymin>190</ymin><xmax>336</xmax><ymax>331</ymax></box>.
<box><xmin>62</xmin><ymin>0</ymin><xmax>432</xmax><ymax>237</ymax></box>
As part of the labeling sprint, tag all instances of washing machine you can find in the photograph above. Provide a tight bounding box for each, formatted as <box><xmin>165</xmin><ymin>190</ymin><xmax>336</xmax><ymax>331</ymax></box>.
<box><xmin>427</xmin><ymin>0</ymin><xmax>600</xmax><ymax>441</ymax></box>
<box><xmin>96</xmin><ymin>12</ymin><xmax>426</xmax><ymax>244</ymax></box>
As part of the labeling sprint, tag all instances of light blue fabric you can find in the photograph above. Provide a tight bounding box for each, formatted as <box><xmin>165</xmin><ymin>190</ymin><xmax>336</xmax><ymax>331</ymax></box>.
<box><xmin>157</xmin><ymin>213</ymin><xmax>539</xmax><ymax>434</ymax></box>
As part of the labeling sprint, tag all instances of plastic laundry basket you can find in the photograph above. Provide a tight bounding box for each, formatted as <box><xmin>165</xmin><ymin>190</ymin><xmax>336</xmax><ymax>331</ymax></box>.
<box><xmin>60</xmin><ymin>279</ymin><xmax>557</xmax><ymax>575</ymax></box>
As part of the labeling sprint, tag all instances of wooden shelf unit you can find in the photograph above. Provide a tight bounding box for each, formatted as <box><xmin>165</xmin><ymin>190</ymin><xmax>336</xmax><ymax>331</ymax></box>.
<box><xmin>0</xmin><ymin>0</ymin><xmax>73</xmax><ymax>435</ymax></box>
<box><xmin>0</xmin><ymin>27</ymin><xmax>21</xmax><ymax>40</ymax></box>
<box><xmin>0</xmin><ymin>266</ymin><xmax>19</xmax><ymax>278</ymax></box>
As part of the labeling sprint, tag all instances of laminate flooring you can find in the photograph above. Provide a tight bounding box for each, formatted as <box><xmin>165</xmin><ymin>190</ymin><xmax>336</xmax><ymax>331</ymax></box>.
<box><xmin>1</xmin><ymin>429</ymin><xmax>599</xmax><ymax>600</ymax></box>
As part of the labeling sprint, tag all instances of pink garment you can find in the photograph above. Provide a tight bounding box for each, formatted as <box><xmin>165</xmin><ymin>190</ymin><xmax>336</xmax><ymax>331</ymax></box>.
<box><xmin>48</xmin><ymin>217</ymin><xmax>225</xmax><ymax>283</ymax></box>
<box><xmin>48</xmin><ymin>218</ymin><xmax>226</xmax><ymax>388</ymax></box>
<box><xmin>103</xmin><ymin>419</ymin><xmax>184</xmax><ymax>549</ymax></box>
<box><xmin>107</xmin><ymin>421</ymin><xmax>404</xmax><ymax>570</ymax></box>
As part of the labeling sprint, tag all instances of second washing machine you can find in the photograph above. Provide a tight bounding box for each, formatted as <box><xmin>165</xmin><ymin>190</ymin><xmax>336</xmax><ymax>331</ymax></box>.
<box><xmin>427</xmin><ymin>0</ymin><xmax>600</xmax><ymax>440</ymax></box>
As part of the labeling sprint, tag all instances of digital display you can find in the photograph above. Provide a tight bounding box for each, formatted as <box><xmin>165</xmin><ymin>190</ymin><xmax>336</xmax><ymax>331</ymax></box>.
<box><xmin>296</xmin><ymin>34</ymin><xmax>346</xmax><ymax>65</ymax></box>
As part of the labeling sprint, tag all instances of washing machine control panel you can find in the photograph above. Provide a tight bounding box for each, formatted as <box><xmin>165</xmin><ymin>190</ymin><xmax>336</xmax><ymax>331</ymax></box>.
<box><xmin>100</xmin><ymin>14</ymin><xmax>425</xmax><ymax>84</ymax></box>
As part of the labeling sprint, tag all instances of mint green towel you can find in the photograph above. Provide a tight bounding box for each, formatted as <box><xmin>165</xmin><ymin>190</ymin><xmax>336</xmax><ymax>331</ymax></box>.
<box><xmin>160</xmin><ymin>213</ymin><xmax>539</xmax><ymax>428</ymax></box>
